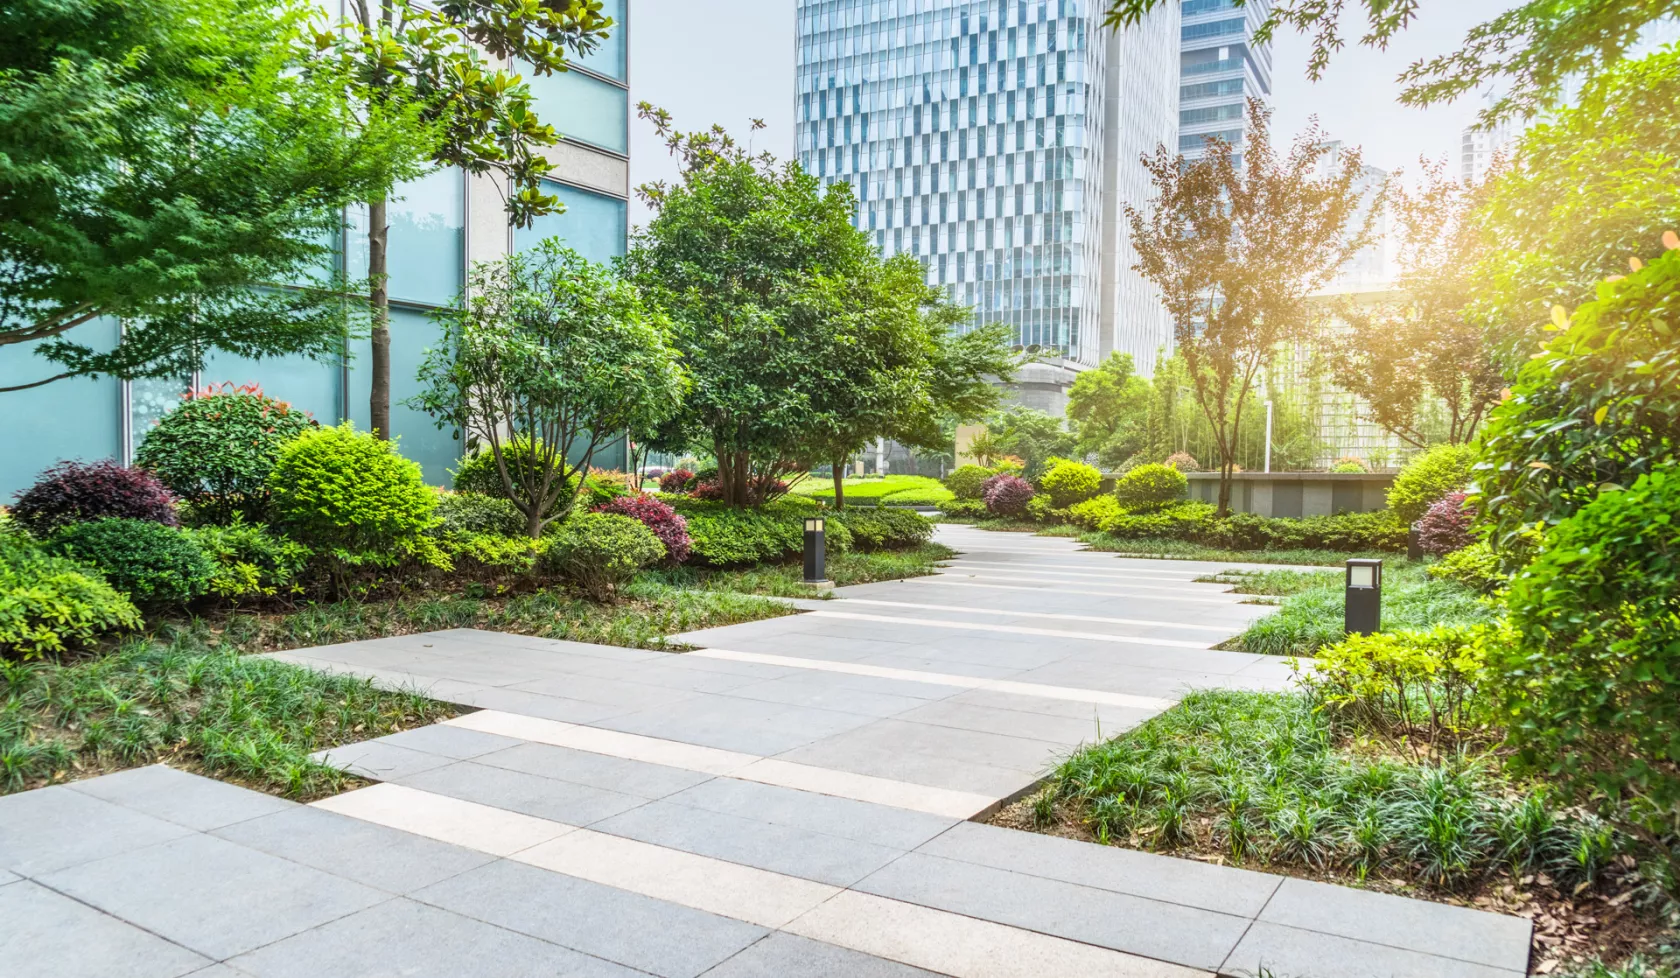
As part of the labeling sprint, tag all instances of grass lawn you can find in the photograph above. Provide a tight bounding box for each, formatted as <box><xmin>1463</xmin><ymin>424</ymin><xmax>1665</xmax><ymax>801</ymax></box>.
<box><xmin>799</xmin><ymin>474</ymin><xmax>954</xmax><ymax>507</ymax></box>
<box><xmin>1231</xmin><ymin>562</ymin><xmax>1496</xmax><ymax>656</ymax></box>
<box><xmin>996</xmin><ymin>689</ymin><xmax>1674</xmax><ymax>976</ymax></box>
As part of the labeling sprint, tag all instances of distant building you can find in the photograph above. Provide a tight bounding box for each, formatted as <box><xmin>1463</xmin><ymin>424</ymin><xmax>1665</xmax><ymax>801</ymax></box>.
<box><xmin>1177</xmin><ymin>0</ymin><xmax>1272</xmax><ymax>162</ymax></box>
<box><xmin>793</xmin><ymin>0</ymin><xmax>1180</xmax><ymax>414</ymax></box>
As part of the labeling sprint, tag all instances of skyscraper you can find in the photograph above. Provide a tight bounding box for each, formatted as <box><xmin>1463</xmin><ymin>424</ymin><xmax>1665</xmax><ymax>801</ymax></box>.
<box><xmin>794</xmin><ymin>0</ymin><xmax>1178</xmax><ymax>408</ymax></box>
<box><xmin>1177</xmin><ymin>0</ymin><xmax>1272</xmax><ymax>161</ymax></box>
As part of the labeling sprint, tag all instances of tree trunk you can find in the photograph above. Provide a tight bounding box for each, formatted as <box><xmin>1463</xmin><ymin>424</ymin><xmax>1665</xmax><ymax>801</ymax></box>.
<box><xmin>368</xmin><ymin>195</ymin><xmax>391</xmax><ymax>439</ymax></box>
<box><xmin>1217</xmin><ymin>458</ymin><xmax>1234</xmax><ymax>518</ymax></box>
<box><xmin>525</xmin><ymin>507</ymin><xmax>544</xmax><ymax>540</ymax></box>
<box><xmin>831</xmin><ymin>459</ymin><xmax>846</xmax><ymax>511</ymax></box>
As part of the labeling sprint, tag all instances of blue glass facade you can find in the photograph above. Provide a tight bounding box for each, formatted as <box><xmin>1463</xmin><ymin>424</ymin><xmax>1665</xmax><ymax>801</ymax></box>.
<box><xmin>1177</xmin><ymin>0</ymin><xmax>1270</xmax><ymax>159</ymax></box>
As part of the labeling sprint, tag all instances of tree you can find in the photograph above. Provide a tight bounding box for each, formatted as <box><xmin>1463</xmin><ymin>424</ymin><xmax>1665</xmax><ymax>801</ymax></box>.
<box><xmin>1066</xmin><ymin>353</ymin><xmax>1152</xmax><ymax>468</ymax></box>
<box><xmin>331</xmin><ymin>0</ymin><xmax>613</xmax><ymax>437</ymax></box>
<box><xmin>1327</xmin><ymin>160</ymin><xmax>1505</xmax><ymax>447</ymax></box>
<box><xmin>1127</xmin><ymin>101</ymin><xmax>1378</xmax><ymax>515</ymax></box>
<box><xmin>1103</xmin><ymin>0</ymin><xmax>1677</xmax><ymax>125</ymax></box>
<box><xmin>1472</xmin><ymin>46</ymin><xmax>1680</xmax><ymax>368</ymax></box>
<box><xmin>987</xmin><ymin>406</ymin><xmax>1075</xmax><ymax>480</ymax></box>
<box><xmin>0</xmin><ymin>0</ymin><xmax>423</xmax><ymax>392</ymax></box>
<box><xmin>623</xmin><ymin>112</ymin><xmax>878</xmax><ymax>507</ymax></box>
<box><xmin>412</xmin><ymin>241</ymin><xmax>686</xmax><ymax>538</ymax></box>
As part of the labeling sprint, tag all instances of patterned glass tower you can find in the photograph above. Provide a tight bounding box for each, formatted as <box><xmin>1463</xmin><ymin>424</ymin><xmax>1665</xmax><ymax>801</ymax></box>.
<box><xmin>796</xmin><ymin>0</ymin><xmax>1178</xmax><ymax>383</ymax></box>
<box><xmin>1177</xmin><ymin>0</ymin><xmax>1271</xmax><ymax>160</ymax></box>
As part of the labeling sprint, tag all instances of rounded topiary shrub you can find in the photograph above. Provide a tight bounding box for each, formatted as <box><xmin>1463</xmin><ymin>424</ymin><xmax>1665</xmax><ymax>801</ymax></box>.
<box><xmin>133</xmin><ymin>384</ymin><xmax>318</xmax><ymax>524</ymax></box>
<box><xmin>1039</xmin><ymin>460</ymin><xmax>1102</xmax><ymax>508</ymax></box>
<box><xmin>593</xmin><ymin>493</ymin><xmax>692</xmax><ymax>564</ymax></box>
<box><xmin>1388</xmin><ymin>443</ymin><xmax>1475</xmax><ymax>524</ymax></box>
<box><xmin>1329</xmin><ymin>456</ymin><xmax>1371</xmax><ymax>474</ymax></box>
<box><xmin>11</xmin><ymin>460</ymin><xmax>179</xmax><ymax>534</ymax></box>
<box><xmin>1</xmin><ymin>530</ymin><xmax>142</xmax><ymax>658</ymax></box>
<box><xmin>545</xmin><ymin>512</ymin><xmax>665</xmax><ymax>600</ymax></box>
<box><xmin>983</xmin><ymin>474</ymin><xmax>1034</xmax><ymax>517</ymax></box>
<box><xmin>1113</xmin><ymin>463</ymin><xmax>1188</xmax><ymax>512</ymax></box>
<box><xmin>268</xmin><ymin>423</ymin><xmax>442</xmax><ymax>578</ymax></box>
<box><xmin>1417</xmin><ymin>492</ymin><xmax>1473</xmax><ymax>556</ymax></box>
<box><xmin>943</xmin><ymin>464</ymin><xmax>994</xmax><ymax>501</ymax></box>
<box><xmin>53</xmin><ymin>518</ymin><xmax>214</xmax><ymax>605</ymax></box>
<box><xmin>1162</xmin><ymin>452</ymin><xmax>1201</xmax><ymax>473</ymax></box>
<box><xmin>658</xmin><ymin>469</ymin><xmax>695</xmax><ymax>493</ymax></box>
<box><xmin>432</xmin><ymin>491</ymin><xmax>526</xmax><ymax>538</ymax></box>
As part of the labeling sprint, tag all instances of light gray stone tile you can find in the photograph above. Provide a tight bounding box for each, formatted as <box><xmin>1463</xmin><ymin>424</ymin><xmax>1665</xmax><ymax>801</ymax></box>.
<box><xmin>853</xmin><ymin>851</ymin><xmax>1251</xmax><ymax>971</ymax></box>
<box><xmin>228</xmin><ymin>897</ymin><xmax>643</xmax><ymax>978</ymax></box>
<box><xmin>39</xmin><ymin>833</ymin><xmax>387</xmax><ymax>960</ymax></box>
<box><xmin>368</xmin><ymin>723</ymin><xmax>524</xmax><ymax>760</ymax></box>
<box><xmin>914</xmin><ymin>822</ymin><xmax>1282</xmax><ymax>918</ymax></box>
<box><xmin>700</xmin><ymin>933</ymin><xmax>943</xmax><ymax>977</ymax></box>
<box><xmin>775</xmin><ymin>732</ymin><xmax>1038</xmax><ymax>797</ymax></box>
<box><xmin>664</xmin><ymin>778</ymin><xmax>957</xmax><ymax>850</ymax></box>
<box><xmin>0</xmin><ymin>869</ymin><xmax>20</xmax><ymax>887</ymax></box>
<box><xmin>591</xmin><ymin>799</ymin><xmax>905</xmax><ymax>886</ymax></box>
<box><xmin>397</xmin><ymin>760</ymin><xmax>650</xmax><ymax>825</ymax></box>
<box><xmin>66</xmin><ymin>765</ymin><xmax>293</xmax><ymax>832</ymax></box>
<box><xmin>309</xmin><ymin>740</ymin><xmax>455</xmax><ymax>781</ymax></box>
<box><xmin>0</xmin><ymin>879</ymin><xmax>212</xmax><ymax>978</ymax></box>
<box><xmin>0</xmin><ymin>784</ymin><xmax>192</xmax><ymax>876</ymax></box>
<box><xmin>414</xmin><ymin>859</ymin><xmax>766</xmax><ymax>978</ymax></box>
<box><xmin>210</xmin><ymin>805</ymin><xmax>494</xmax><ymax>894</ymax></box>
<box><xmin>445</xmin><ymin>686</ymin><xmax>633</xmax><ymax>724</ymax></box>
<box><xmin>1221</xmin><ymin>921</ymin><xmax>1527</xmax><ymax>978</ymax></box>
<box><xmin>473</xmin><ymin>741</ymin><xmax>715</xmax><ymax>799</ymax></box>
<box><xmin>1258</xmin><ymin>877</ymin><xmax>1533</xmax><ymax>972</ymax></box>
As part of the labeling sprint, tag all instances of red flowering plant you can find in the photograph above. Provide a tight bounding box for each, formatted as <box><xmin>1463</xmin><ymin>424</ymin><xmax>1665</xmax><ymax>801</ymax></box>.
<box><xmin>133</xmin><ymin>382</ymin><xmax>319</xmax><ymax>524</ymax></box>
<box><xmin>592</xmin><ymin>493</ymin><xmax>692</xmax><ymax>563</ymax></box>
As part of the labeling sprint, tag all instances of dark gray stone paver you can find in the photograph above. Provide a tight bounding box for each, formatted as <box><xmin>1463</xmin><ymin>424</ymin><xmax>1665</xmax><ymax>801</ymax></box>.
<box><xmin>413</xmin><ymin>859</ymin><xmax>766</xmax><ymax>978</ymax></box>
<box><xmin>0</xmin><ymin>784</ymin><xmax>191</xmax><ymax>876</ymax></box>
<box><xmin>0</xmin><ymin>878</ymin><xmax>212</xmax><ymax>978</ymax></box>
<box><xmin>66</xmin><ymin>764</ymin><xmax>292</xmax><ymax>832</ymax></box>
<box><xmin>661</xmin><ymin>777</ymin><xmax>958</xmax><ymax>851</ymax></box>
<box><xmin>853</xmin><ymin>850</ymin><xmax>1253</xmax><ymax>970</ymax></box>
<box><xmin>398</xmin><ymin>759</ymin><xmax>651</xmax><ymax>825</ymax></box>
<box><xmin>210</xmin><ymin>805</ymin><xmax>495</xmax><ymax>895</ymax></box>
<box><xmin>473</xmin><ymin>741</ymin><xmax>716</xmax><ymax>799</ymax></box>
<box><xmin>369</xmin><ymin>723</ymin><xmax>524</xmax><ymax>760</ymax></box>
<box><xmin>1222</xmin><ymin>920</ymin><xmax>1526</xmax><ymax>978</ymax></box>
<box><xmin>37</xmin><ymin>832</ymin><xmax>387</xmax><ymax>960</ymax></box>
<box><xmin>1258</xmin><ymin>877</ymin><xmax>1533</xmax><ymax>972</ymax></box>
<box><xmin>227</xmin><ymin>897</ymin><xmax>644</xmax><ymax>978</ymax></box>
<box><xmin>309</xmin><ymin>738</ymin><xmax>456</xmax><ymax>781</ymax></box>
<box><xmin>700</xmin><ymin>933</ymin><xmax>944</xmax><ymax>977</ymax></box>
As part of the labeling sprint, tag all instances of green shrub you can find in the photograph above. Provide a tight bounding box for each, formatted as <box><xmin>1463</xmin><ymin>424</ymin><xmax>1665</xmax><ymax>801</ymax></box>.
<box><xmin>54</xmin><ymin>518</ymin><xmax>214</xmax><ymax>605</ymax></box>
<box><xmin>1065</xmin><ymin>494</ymin><xmax>1123</xmax><ymax>530</ymax></box>
<box><xmin>1329</xmin><ymin>455</ymin><xmax>1371</xmax><ymax>474</ymax></box>
<box><xmin>445</xmin><ymin>532</ymin><xmax>552</xmax><ymax>578</ymax></box>
<box><xmin>432</xmin><ymin>491</ymin><xmax>526</xmax><ymax>538</ymax></box>
<box><xmin>1499</xmin><ymin>469</ymin><xmax>1680</xmax><ymax>842</ymax></box>
<box><xmin>944</xmin><ymin>465</ymin><xmax>993</xmax><ymax>500</ymax></box>
<box><xmin>188</xmin><ymin>521</ymin><xmax>311</xmax><ymax>601</ymax></box>
<box><xmin>0</xmin><ymin>531</ymin><xmax>141</xmax><ymax>658</ymax></box>
<box><xmin>936</xmin><ymin>499</ymin><xmax>989</xmax><ymax>519</ymax></box>
<box><xmin>452</xmin><ymin>438</ymin><xmax>580</xmax><ymax>516</ymax></box>
<box><xmin>1112</xmin><ymin>463</ymin><xmax>1188</xmax><ymax>512</ymax></box>
<box><xmin>134</xmin><ymin>384</ymin><xmax>319</xmax><ymax>523</ymax></box>
<box><xmin>673</xmin><ymin>498</ymin><xmax>854</xmax><ymax>566</ymax></box>
<box><xmin>877</xmin><ymin>485</ymin><xmax>955</xmax><ymax>506</ymax></box>
<box><xmin>1039</xmin><ymin>459</ymin><xmax>1102</xmax><ymax>507</ymax></box>
<box><xmin>581</xmin><ymin>470</ymin><xmax>633</xmax><ymax>508</ymax></box>
<box><xmin>1300</xmin><ymin>624</ymin><xmax>1499</xmax><ymax>742</ymax></box>
<box><xmin>1388</xmin><ymin>443</ymin><xmax>1475</xmax><ymax>524</ymax></box>
<box><xmin>831</xmin><ymin>507</ymin><xmax>934</xmax><ymax>550</ymax></box>
<box><xmin>545</xmin><ymin>512</ymin><xmax>664</xmax><ymax>600</ymax></box>
<box><xmin>1025</xmin><ymin>494</ymin><xmax>1057</xmax><ymax>523</ymax></box>
<box><xmin>1427</xmin><ymin>541</ymin><xmax>1505</xmax><ymax>594</ymax></box>
<box><xmin>1098</xmin><ymin>503</ymin><xmax>1407</xmax><ymax>553</ymax></box>
<box><xmin>1163</xmin><ymin>451</ymin><xmax>1200</xmax><ymax>472</ymax></box>
<box><xmin>269</xmin><ymin>424</ymin><xmax>444</xmax><ymax>584</ymax></box>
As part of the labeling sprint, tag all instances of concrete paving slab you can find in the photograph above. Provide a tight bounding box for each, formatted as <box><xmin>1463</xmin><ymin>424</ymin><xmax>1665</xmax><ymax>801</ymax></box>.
<box><xmin>398</xmin><ymin>759</ymin><xmax>652</xmax><ymax>825</ymax></box>
<box><xmin>700</xmin><ymin>932</ymin><xmax>945</xmax><ymax>977</ymax></box>
<box><xmin>38</xmin><ymin>833</ymin><xmax>387</xmax><ymax>960</ymax></box>
<box><xmin>64</xmin><ymin>764</ymin><xmax>292</xmax><ymax>833</ymax></box>
<box><xmin>472</xmin><ymin>741</ymin><xmax>716</xmax><ymax>799</ymax></box>
<box><xmin>0</xmin><ymin>784</ymin><xmax>192</xmax><ymax>876</ymax></box>
<box><xmin>368</xmin><ymin>723</ymin><xmax>524</xmax><ymax>760</ymax></box>
<box><xmin>661</xmin><ymin>777</ymin><xmax>959</xmax><ymax>851</ymax></box>
<box><xmin>309</xmin><ymin>739</ymin><xmax>456</xmax><ymax>781</ymax></box>
<box><xmin>211</xmin><ymin>805</ymin><xmax>495</xmax><ymax>895</ymax></box>
<box><xmin>1220</xmin><ymin>920</ymin><xmax>1526</xmax><ymax>978</ymax></box>
<box><xmin>0</xmin><ymin>878</ymin><xmax>212</xmax><ymax>978</ymax></box>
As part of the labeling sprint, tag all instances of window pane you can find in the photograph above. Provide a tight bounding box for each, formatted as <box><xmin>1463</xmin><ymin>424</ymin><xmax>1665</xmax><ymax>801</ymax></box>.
<box><xmin>347</xmin><ymin>168</ymin><xmax>465</xmax><ymax>307</ymax></box>
<box><xmin>516</xmin><ymin>181</ymin><xmax>628</xmax><ymax>264</ymax></box>
<box><xmin>523</xmin><ymin>65</ymin><xmax>629</xmax><ymax>154</ymax></box>
<box><xmin>197</xmin><ymin>350</ymin><xmax>343</xmax><ymax>427</ymax></box>
<box><xmin>578</xmin><ymin>0</ymin><xmax>627</xmax><ymax>80</ymax></box>
<box><xmin>0</xmin><ymin>319</ymin><xmax>122</xmax><ymax>498</ymax></box>
<box><xmin>345</xmin><ymin>306</ymin><xmax>459</xmax><ymax>485</ymax></box>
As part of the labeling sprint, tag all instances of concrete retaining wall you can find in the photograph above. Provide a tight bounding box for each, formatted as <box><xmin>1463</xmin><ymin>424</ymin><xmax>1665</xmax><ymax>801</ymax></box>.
<box><xmin>1184</xmin><ymin>472</ymin><xmax>1394</xmax><ymax>517</ymax></box>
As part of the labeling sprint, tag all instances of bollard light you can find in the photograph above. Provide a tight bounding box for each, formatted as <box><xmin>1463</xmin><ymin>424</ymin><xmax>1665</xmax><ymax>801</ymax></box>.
<box><xmin>803</xmin><ymin>517</ymin><xmax>829</xmax><ymax>585</ymax></box>
<box><xmin>1406</xmin><ymin>523</ymin><xmax>1423</xmax><ymax>562</ymax></box>
<box><xmin>1344</xmin><ymin>558</ymin><xmax>1383</xmax><ymax>636</ymax></box>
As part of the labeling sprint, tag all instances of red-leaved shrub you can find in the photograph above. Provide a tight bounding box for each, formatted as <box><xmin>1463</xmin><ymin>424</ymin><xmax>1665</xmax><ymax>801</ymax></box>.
<box><xmin>688</xmin><ymin>476</ymin><xmax>789</xmax><ymax>506</ymax></box>
<box><xmin>659</xmin><ymin>469</ymin><xmax>695</xmax><ymax>493</ymax></box>
<box><xmin>689</xmin><ymin>479</ymin><xmax>724</xmax><ymax>501</ymax></box>
<box><xmin>1418</xmin><ymin>491</ymin><xmax>1474</xmax><ymax>556</ymax></box>
<box><xmin>983</xmin><ymin>474</ymin><xmax>1035</xmax><ymax>517</ymax></box>
<box><xmin>592</xmin><ymin>493</ymin><xmax>691</xmax><ymax>563</ymax></box>
<box><xmin>11</xmin><ymin>460</ymin><xmax>179</xmax><ymax>534</ymax></box>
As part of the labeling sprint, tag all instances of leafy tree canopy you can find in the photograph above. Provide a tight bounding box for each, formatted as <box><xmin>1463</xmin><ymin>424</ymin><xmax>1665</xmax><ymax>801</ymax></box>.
<box><xmin>0</xmin><ymin>0</ymin><xmax>425</xmax><ymax>391</ymax></box>
<box><xmin>1103</xmin><ymin>0</ymin><xmax>1675</xmax><ymax>125</ymax></box>
<box><xmin>1067</xmin><ymin>352</ymin><xmax>1152</xmax><ymax>468</ymax></box>
<box><xmin>987</xmin><ymin>406</ymin><xmax>1075</xmax><ymax>480</ymax></box>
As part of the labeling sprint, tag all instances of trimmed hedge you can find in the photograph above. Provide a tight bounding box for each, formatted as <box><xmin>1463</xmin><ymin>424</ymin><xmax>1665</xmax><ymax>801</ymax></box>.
<box><xmin>673</xmin><ymin>499</ymin><xmax>854</xmax><ymax>567</ymax></box>
<box><xmin>53</xmin><ymin>518</ymin><xmax>214</xmax><ymax>605</ymax></box>
<box><xmin>830</xmin><ymin>506</ymin><xmax>934</xmax><ymax>551</ymax></box>
<box><xmin>544</xmin><ymin>512</ymin><xmax>664</xmax><ymax>601</ymax></box>
<box><xmin>1098</xmin><ymin>502</ymin><xmax>1407</xmax><ymax>552</ymax></box>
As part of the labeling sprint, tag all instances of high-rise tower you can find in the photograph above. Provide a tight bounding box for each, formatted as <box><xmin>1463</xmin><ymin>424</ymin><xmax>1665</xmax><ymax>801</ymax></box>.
<box><xmin>1177</xmin><ymin>0</ymin><xmax>1271</xmax><ymax>161</ymax></box>
<box><xmin>795</xmin><ymin>0</ymin><xmax>1179</xmax><ymax>407</ymax></box>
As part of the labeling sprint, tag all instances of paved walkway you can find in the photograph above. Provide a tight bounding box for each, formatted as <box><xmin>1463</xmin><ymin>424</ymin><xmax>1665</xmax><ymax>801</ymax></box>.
<box><xmin>0</xmin><ymin>525</ymin><xmax>1531</xmax><ymax>978</ymax></box>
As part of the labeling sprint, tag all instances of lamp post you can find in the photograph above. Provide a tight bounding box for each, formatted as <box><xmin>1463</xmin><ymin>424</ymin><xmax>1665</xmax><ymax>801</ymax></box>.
<box><xmin>1344</xmin><ymin>558</ymin><xmax>1383</xmax><ymax>635</ymax></box>
<box><xmin>1264</xmin><ymin>399</ymin><xmax>1274</xmax><ymax>474</ymax></box>
<box><xmin>803</xmin><ymin>517</ymin><xmax>831</xmax><ymax>587</ymax></box>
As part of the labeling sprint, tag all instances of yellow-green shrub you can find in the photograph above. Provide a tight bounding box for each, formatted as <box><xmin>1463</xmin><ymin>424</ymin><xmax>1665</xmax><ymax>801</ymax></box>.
<box><xmin>1039</xmin><ymin>459</ymin><xmax>1102</xmax><ymax>507</ymax></box>
<box><xmin>1065</xmin><ymin>494</ymin><xmax>1122</xmax><ymax>530</ymax></box>
<box><xmin>1299</xmin><ymin>623</ymin><xmax>1502</xmax><ymax>742</ymax></box>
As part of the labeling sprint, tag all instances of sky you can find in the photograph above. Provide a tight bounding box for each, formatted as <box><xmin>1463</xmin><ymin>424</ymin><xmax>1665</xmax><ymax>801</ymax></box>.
<box><xmin>626</xmin><ymin>0</ymin><xmax>1513</xmax><ymax>227</ymax></box>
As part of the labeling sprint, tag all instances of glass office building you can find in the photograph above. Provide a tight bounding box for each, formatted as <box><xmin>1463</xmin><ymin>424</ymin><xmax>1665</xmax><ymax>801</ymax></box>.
<box><xmin>1177</xmin><ymin>0</ymin><xmax>1272</xmax><ymax>160</ymax></box>
<box><xmin>796</xmin><ymin>0</ymin><xmax>1179</xmax><ymax>396</ymax></box>
<box><xmin>0</xmin><ymin>3</ymin><xmax>630</xmax><ymax>497</ymax></box>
